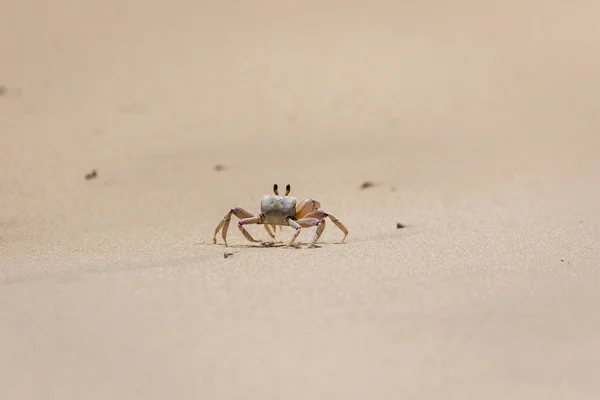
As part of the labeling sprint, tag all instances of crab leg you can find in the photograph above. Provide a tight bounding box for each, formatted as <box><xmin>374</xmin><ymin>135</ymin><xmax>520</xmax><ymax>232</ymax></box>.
<box><xmin>286</xmin><ymin>219</ymin><xmax>302</xmax><ymax>247</ymax></box>
<box><xmin>285</xmin><ymin>217</ymin><xmax>324</xmax><ymax>247</ymax></box>
<box><xmin>237</xmin><ymin>216</ymin><xmax>261</xmax><ymax>243</ymax></box>
<box><xmin>301</xmin><ymin>210</ymin><xmax>348</xmax><ymax>243</ymax></box>
<box><xmin>264</xmin><ymin>224</ymin><xmax>278</xmax><ymax>241</ymax></box>
<box><xmin>241</xmin><ymin>218</ymin><xmax>279</xmax><ymax>243</ymax></box>
<box><xmin>301</xmin><ymin>217</ymin><xmax>327</xmax><ymax>247</ymax></box>
<box><xmin>213</xmin><ymin>207</ymin><xmax>252</xmax><ymax>246</ymax></box>
<box><xmin>213</xmin><ymin>207</ymin><xmax>261</xmax><ymax>246</ymax></box>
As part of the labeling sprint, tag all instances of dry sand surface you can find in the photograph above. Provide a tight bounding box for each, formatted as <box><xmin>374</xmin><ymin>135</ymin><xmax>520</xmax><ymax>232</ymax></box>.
<box><xmin>2</xmin><ymin>0</ymin><xmax>600</xmax><ymax>398</ymax></box>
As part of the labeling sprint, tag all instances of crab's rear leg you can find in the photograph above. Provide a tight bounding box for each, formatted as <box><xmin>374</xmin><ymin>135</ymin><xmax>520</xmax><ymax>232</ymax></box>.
<box><xmin>213</xmin><ymin>207</ymin><xmax>263</xmax><ymax>246</ymax></box>
<box><xmin>302</xmin><ymin>210</ymin><xmax>348</xmax><ymax>243</ymax></box>
<box><xmin>239</xmin><ymin>216</ymin><xmax>281</xmax><ymax>244</ymax></box>
<box><xmin>235</xmin><ymin>216</ymin><xmax>262</xmax><ymax>243</ymax></box>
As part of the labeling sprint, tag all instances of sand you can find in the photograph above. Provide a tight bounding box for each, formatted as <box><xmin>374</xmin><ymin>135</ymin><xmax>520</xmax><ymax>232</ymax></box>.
<box><xmin>2</xmin><ymin>0</ymin><xmax>600</xmax><ymax>398</ymax></box>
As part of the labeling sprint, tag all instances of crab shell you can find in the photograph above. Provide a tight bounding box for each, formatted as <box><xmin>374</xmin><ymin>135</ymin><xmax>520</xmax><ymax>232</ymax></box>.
<box><xmin>260</xmin><ymin>195</ymin><xmax>297</xmax><ymax>225</ymax></box>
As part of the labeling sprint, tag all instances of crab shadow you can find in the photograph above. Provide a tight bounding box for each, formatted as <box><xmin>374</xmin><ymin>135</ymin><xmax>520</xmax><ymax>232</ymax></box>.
<box><xmin>257</xmin><ymin>240</ymin><xmax>323</xmax><ymax>250</ymax></box>
<box><xmin>219</xmin><ymin>240</ymin><xmax>324</xmax><ymax>250</ymax></box>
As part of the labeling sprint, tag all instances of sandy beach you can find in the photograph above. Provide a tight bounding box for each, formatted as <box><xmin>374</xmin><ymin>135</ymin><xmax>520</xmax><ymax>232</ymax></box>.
<box><xmin>2</xmin><ymin>1</ymin><xmax>600</xmax><ymax>398</ymax></box>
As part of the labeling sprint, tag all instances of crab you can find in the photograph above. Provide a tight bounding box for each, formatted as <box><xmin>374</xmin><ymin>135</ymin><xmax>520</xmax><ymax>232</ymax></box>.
<box><xmin>213</xmin><ymin>184</ymin><xmax>348</xmax><ymax>248</ymax></box>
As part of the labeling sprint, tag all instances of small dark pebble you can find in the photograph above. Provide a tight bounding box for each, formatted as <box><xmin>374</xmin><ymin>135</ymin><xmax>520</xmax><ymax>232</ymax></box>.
<box><xmin>360</xmin><ymin>181</ymin><xmax>375</xmax><ymax>189</ymax></box>
<box><xmin>214</xmin><ymin>164</ymin><xmax>225</xmax><ymax>172</ymax></box>
<box><xmin>396</xmin><ymin>222</ymin><xmax>405</xmax><ymax>229</ymax></box>
<box><xmin>85</xmin><ymin>169</ymin><xmax>97</xmax><ymax>180</ymax></box>
<box><xmin>224</xmin><ymin>252</ymin><xmax>234</xmax><ymax>259</ymax></box>
<box><xmin>560</xmin><ymin>259</ymin><xmax>565</xmax><ymax>262</ymax></box>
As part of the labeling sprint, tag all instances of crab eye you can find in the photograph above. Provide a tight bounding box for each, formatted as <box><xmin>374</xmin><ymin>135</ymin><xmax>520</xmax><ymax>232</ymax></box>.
<box><xmin>273</xmin><ymin>184</ymin><xmax>279</xmax><ymax>195</ymax></box>
<box><xmin>285</xmin><ymin>184</ymin><xmax>291</xmax><ymax>196</ymax></box>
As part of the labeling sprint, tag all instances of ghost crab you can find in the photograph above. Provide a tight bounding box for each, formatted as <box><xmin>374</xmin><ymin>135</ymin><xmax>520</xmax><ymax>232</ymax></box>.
<box><xmin>213</xmin><ymin>184</ymin><xmax>348</xmax><ymax>248</ymax></box>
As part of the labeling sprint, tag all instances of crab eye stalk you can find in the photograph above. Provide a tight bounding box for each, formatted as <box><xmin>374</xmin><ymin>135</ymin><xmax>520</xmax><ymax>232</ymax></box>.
<box><xmin>285</xmin><ymin>184</ymin><xmax>291</xmax><ymax>196</ymax></box>
<box><xmin>273</xmin><ymin>184</ymin><xmax>279</xmax><ymax>195</ymax></box>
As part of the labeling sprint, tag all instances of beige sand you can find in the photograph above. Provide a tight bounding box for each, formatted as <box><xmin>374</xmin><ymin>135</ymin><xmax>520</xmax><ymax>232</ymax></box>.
<box><xmin>2</xmin><ymin>0</ymin><xmax>600</xmax><ymax>398</ymax></box>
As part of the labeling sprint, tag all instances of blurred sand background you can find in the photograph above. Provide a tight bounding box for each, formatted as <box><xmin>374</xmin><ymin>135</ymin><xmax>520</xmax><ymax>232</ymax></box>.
<box><xmin>2</xmin><ymin>0</ymin><xmax>600</xmax><ymax>398</ymax></box>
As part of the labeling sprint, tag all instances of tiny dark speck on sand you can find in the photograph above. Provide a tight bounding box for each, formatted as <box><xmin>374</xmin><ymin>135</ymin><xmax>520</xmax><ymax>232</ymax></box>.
<box><xmin>396</xmin><ymin>222</ymin><xmax>405</xmax><ymax>229</ymax></box>
<box><xmin>0</xmin><ymin>86</ymin><xmax>6</xmax><ymax>96</ymax></box>
<box><xmin>85</xmin><ymin>169</ymin><xmax>97</xmax><ymax>180</ymax></box>
<box><xmin>214</xmin><ymin>164</ymin><xmax>225</xmax><ymax>172</ymax></box>
<box><xmin>224</xmin><ymin>252</ymin><xmax>234</xmax><ymax>259</ymax></box>
<box><xmin>360</xmin><ymin>181</ymin><xmax>375</xmax><ymax>189</ymax></box>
